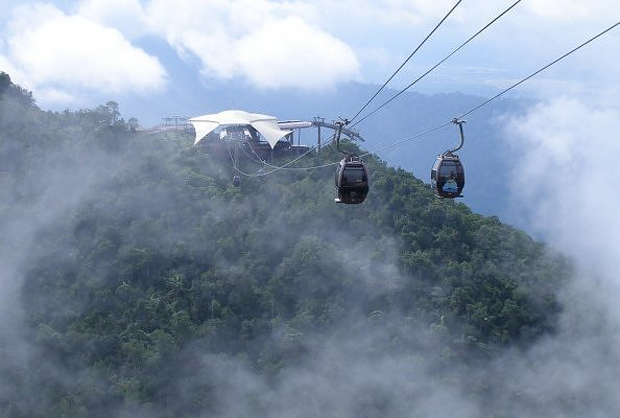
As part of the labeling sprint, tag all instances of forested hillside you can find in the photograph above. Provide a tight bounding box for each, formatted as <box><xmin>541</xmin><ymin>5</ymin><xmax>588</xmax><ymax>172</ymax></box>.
<box><xmin>1</xmin><ymin>73</ymin><xmax>570</xmax><ymax>417</ymax></box>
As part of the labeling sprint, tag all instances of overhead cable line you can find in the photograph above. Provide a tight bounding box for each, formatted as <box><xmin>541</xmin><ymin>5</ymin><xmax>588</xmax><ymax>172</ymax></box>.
<box><xmin>242</xmin><ymin>137</ymin><xmax>331</xmax><ymax>172</ymax></box>
<box><xmin>360</xmin><ymin>20</ymin><xmax>620</xmax><ymax>157</ymax></box>
<box><xmin>239</xmin><ymin>142</ymin><xmax>266</xmax><ymax>165</ymax></box>
<box><xmin>351</xmin><ymin>0</ymin><xmax>523</xmax><ymax>128</ymax></box>
<box><xmin>227</xmin><ymin>20</ymin><xmax>620</xmax><ymax>177</ymax></box>
<box><xmin>227</xmin><ymin>132</ymin><xmax>339</xmax><ymax>178</ymax></box>
<box><xmin>358</xmin><ymin>122</ymin><xmax>453</xmax><ymax>158</ymax></box>
<box><xmin>243</xmin><ymin>140</ymin><xmax>286</xmax><ymax>170</ymax></box>
<box><xmin>348</xmin><ymin>0</ymin><xmax>463</xmax><ymax>124</ymax></box>
<box><xmin>457</xmin><ymin>20</ymin><xmax>620</xmax><ymax>119</ymax></box>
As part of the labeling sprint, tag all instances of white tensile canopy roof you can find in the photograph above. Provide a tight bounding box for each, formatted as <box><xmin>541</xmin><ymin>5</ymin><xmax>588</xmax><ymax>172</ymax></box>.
<box><xmin>189</xmin><ymin>110</ymin><xmax>291</xmax><ymax>149</ymax></box>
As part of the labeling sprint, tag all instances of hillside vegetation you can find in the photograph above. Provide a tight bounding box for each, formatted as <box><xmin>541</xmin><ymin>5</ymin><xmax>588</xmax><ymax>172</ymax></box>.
<box><xmin>0</xmin><ymin>74</ymin><xmax>570</xmax><ymax>417</ymax></box>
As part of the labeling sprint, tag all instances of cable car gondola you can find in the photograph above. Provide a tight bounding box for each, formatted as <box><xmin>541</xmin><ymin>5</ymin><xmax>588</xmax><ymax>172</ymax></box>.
<box><xmin>431</xmin><ymin>152</ymin><xmax>464</xmax><ymax>198</ymax></box>
<box><xmin>333</xmin><ymin>120</ymin><xmax>369</xmax><ymax>204</ymax></box>
<box><xmin>335</xmin><ymin>156</ymin><xmax>369</xmax><ymax>204</ymax></box>
<box><xmin>431</xmin><ymin>119</ymin><xmax>466</xmax><ymax>198</ymax></box>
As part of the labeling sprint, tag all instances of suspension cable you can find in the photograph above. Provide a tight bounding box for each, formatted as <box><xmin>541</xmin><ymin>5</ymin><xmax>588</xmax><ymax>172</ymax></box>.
<box><xmin>226</xmin><ymin>132</ymin><xmax>339</xmax><ymax>178</ymax></box>
<box><xmin>457</xmin><ymin>20</ymin><xmax>620</xmax><ymax>119</ymax></box>
<box><xmin>221</xmin><ymin>20</ymin><xmax>620</xmax><ymax>177</ymax></box>
<box><xmin>239</xmin><ymin>142</ymin><xmax>267</xmax><ymax>166</ymax></box>
<box><xmin>360</xmin><ymin>20</ymin><xmax>620</xmax><ymax>157</ymax></box>
<box><xmin>358</xmin><ymin>121</ymin><xmax>453</xmax><ymax>158</ymax></box>
<box><xmin>348</xmin><ymin>0</ymin><xmax>463</xmax><ymax>124</ymax></box>
<box><xmin>351</xmin><ymin>0</ymin><xmax>523</xmax><ymax>128</ymax></box>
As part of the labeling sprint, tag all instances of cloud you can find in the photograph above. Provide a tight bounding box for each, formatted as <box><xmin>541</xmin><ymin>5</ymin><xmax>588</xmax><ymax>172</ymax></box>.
<box><xmin>77</xmin><ymin>0</ymin><xmax>149</xmax><ymax>40</ymax></box>
<box><xmin>3</xmin><ymin>0</ymin><xmax>619</xmax><ymax>100</ymax></box>
<box><xmin>508</xmin><ymin>99</ymin><xmax>620</xmax><ymax>268</ymax></box>
<box><xmin>144</xmin><ymin>0</ymin><xmax>359</xmax><ymax>90</ymax></box>
<box><xmin>523</xmin><ymin>0</ymin><xmax>620</xmax><ymax>22</ymax></box>
<box><xmin>304</xmin><ymin>0</ymin><xmax>466</xmax><ymax>28</ymax></box>
<box><xmin>235</xmin><ymin>17</ymin><xmax>360</xmax><ymax>90</ymax></box>
<box><xmin>1</xmin><ymin>3</ymin><xmax>167</xmax><ymax>105</ymax></box>
<box><xmin>0</xmin><ymin>52</ymin><xmax>18</xmax><ymax>77</ymax></box>
<box><xmin>497</xmin><ymin>99</ymin><xmax>620</xmax><ymax>415</ymax></box>
<box><xmin>198</xmin><ymin>330</ymin><xmax>483</xmax><ymax>418</ymax></box>
<box><xmin>508</xmin><ymin>98</ymin><xmax>620</xmax><ymax>324</ymax></box>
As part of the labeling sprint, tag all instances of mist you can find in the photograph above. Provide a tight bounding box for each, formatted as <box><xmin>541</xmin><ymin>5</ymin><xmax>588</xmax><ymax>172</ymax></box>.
<box><xmin>181</xmin><ymin>99</ymin><xmax>620</xmax><ymax>418</ymax></box>
<box><xmin>487</xmin><ymin>98</ymin><xmax>620</xmax><ymax>417</ymax></box>
<box><xmin>2</xmin><ymin>80</ymin><xmax>606</xmax><ymax>418</ymax></box>
<box><xmin>0</xmin><ymin>93</ymin><xmax>155</xmax><ymax>414</ymax></box>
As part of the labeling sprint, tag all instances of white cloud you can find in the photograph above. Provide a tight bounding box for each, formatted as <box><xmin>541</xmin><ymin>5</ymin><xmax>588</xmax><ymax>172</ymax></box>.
<box><xmin>37</xmin><ymin>87</ymin><xmax>79</xmax><ymax>104</ymax></box>
<box><xmin>508</xmin><ymin>99</ymin><xmax>620</xmax><ymax>274</ymax></box>
<box><xmin>235</xmin><ymin>17</ymin><xmax>360</xmax><ymax>89</ymax></box>
<box><xmin>500</xmin><ymin>98</ymin><xmax>620</xmax><ymax>415</ymax></box>
<box><xmin>2</xmin><ymin>0</ymin><xmax>618</xmax><ymax>102</ymax></box>
<box><xmin>0</xmin><ymin>52</ymin><xmax>18</xmax><ymax>76</ymax></box>
<box><xmin>77</xmin><ymin>0</ymin><xmax>149</xmax><ymax>39</ymax></box>
<box><xmin>524</xmin><ymin>0</ymin><xmax>620</xmax><ymax>22</ymax></box>
<box><xmin>306</xmin><ymin>0</ymin><xmax>465</xmax><ymax>28</ymax></box>
<box><xmin>144</xmin><ymin>0</ymin><xmax>359</xmax><ymax>90</ymax></box>
<box><xmin>1</xmin><ymin>3</ymin><xmax>167</xmax><ymax>105</ymax></box>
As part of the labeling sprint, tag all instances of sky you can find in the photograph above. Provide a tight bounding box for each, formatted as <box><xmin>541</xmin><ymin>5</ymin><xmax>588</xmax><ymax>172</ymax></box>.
<box><xmin>0</xmin><ymin>0</ymin><xmax>619</xmax><ymax>109</ymax></box>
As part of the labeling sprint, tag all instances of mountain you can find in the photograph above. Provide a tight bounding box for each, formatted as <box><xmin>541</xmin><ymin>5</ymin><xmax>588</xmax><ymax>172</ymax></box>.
<box><xmin>1</xmin><ymin>74</ymin><xmax>570</xmax><ymax>417</ymax></box>
<box><xmin>109</xmin><ymin>48</ymin><xmax>536</xmax><ymax>230</ymax></box>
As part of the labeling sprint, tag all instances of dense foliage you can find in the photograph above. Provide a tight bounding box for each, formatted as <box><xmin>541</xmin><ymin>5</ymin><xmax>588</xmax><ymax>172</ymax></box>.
<box><xmin>0</xmin><ymin>74</ymin><xmax>570</xmax><ymax>417</ymax></box>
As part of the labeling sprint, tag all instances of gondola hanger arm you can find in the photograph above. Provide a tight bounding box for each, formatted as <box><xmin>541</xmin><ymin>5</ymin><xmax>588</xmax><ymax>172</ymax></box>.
<box><xmin>335</xmin><ymin>117</ymin><xmax>353</xmax><ymax>157</ymax></box>
<box><xmin>449</xmin><ymin>118</ymin><xmax>466</xmax><ymax>154</ymax></box>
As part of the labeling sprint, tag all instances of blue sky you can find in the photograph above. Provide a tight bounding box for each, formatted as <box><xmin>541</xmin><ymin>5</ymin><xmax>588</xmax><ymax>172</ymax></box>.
<box><xmin>1</xmin><ymin>0</ymin><xmax>618</xmax><ymax>110</ymax></box>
